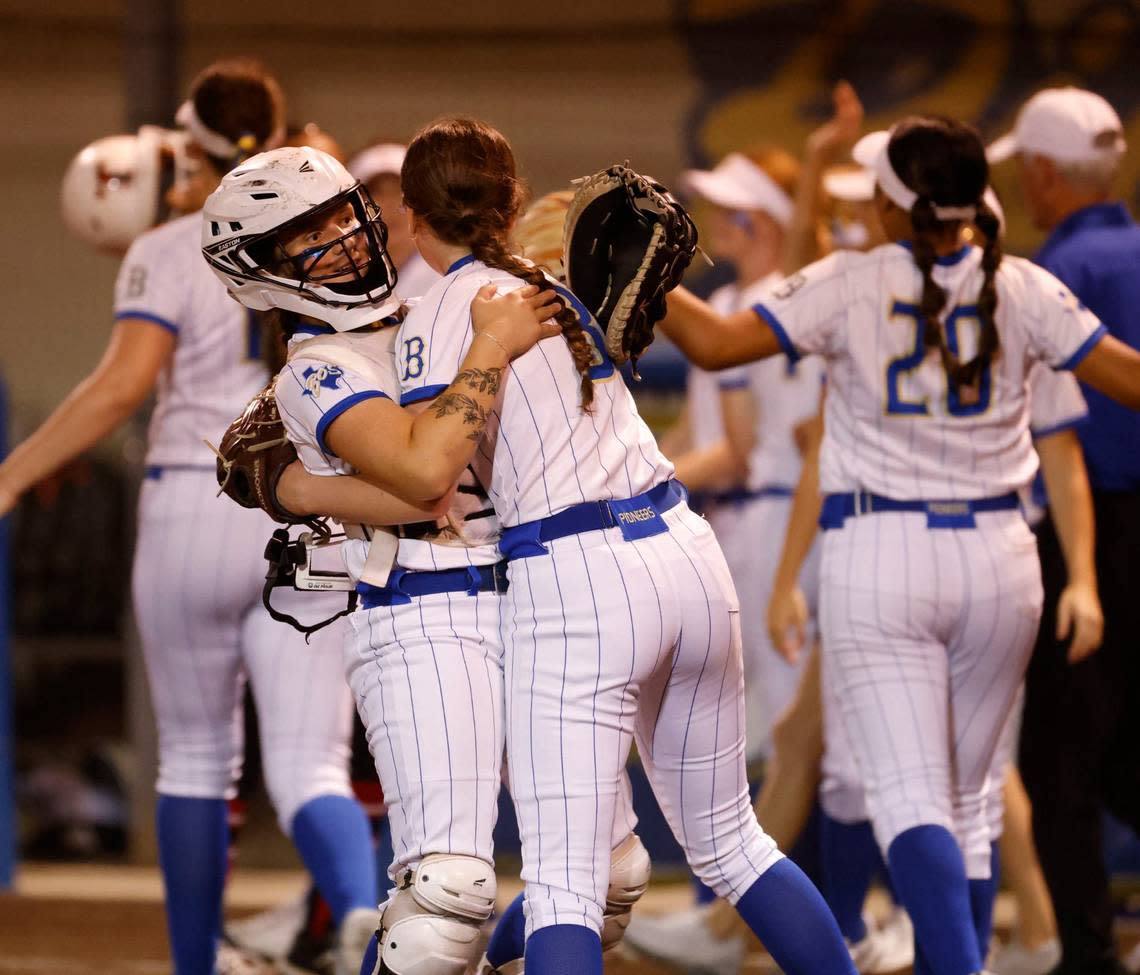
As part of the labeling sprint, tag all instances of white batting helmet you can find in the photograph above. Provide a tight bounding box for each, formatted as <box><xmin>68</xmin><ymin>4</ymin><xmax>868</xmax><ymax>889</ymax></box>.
<box><xmin>60</xmin><ymin>126</ymin><xmax>190</xmax><ymax>253</ymax></box>
<box><xmin>201</xmin><ymin>146</ymin><xmax>400</xmax><ymax>331</ymax></box>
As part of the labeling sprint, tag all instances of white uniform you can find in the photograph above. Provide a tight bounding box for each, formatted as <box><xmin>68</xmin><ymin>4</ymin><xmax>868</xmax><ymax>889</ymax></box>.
<box><xmin>818</xmin><ymin>364</ymin><xmax>1089</xmax><ymax>836</ymax></box>
<box><xmin>396</xmin><ymin>251</ymin><xmax>441</xmax><ymax>302</ymax></box>
<box><xmin>755</xmin><ymin>240</ymin><xmax>1104</xmax><ymax>877</ymax></box>
<box><xmin>116</xmin><ymin>213</ymin><xmax>354</xmax><ymax>830</ymax></box>
<box><xmin>686</xmin><ymin>276</ymin><xmax>823</xmax><ymax>760</ymax></box>
<box><xmin>398</xmin><ymin>256</ymin><xmax>784</xmax><ymax>940</ymax></box>
<box><xmin>274</xmin><ymin>322</ymin><xmax>508</xmax><ymax>882</ymax></box>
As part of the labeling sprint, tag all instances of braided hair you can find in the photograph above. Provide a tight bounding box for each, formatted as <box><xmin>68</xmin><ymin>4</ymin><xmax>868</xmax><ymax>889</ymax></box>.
<box><xmin>401</xmin><ymin>116</ymin><xmax>595</xmax><ymax>409</ymax></box>
<box><xmin>887</xmin><ymin>117</ymin><xmax>1003</xmax><ymax>402</ymax></box>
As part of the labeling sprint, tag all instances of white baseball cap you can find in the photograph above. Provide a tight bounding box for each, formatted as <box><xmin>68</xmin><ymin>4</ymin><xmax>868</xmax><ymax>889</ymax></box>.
<box><xmin>347</xmin><ymin>143</ymin><xmax>407</xmax><ymax>185</ymax></box>
<box><xmin>823</xmin><ymin>165</ymin><xmax>876</xmax><ymax>202</ymax></box>
<box><xmin>987</xmin><ymin>87</ymin><xmax>1126</xmax><ymax>165</ymax></box>
<box><xmin>680</xmin><ymin>152</ymin><xmax>795</xmax><ymax>227</ymax></box>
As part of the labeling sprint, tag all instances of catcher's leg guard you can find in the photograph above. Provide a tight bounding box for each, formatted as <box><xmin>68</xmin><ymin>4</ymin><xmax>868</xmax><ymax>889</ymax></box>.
<box><xmin>369</xmin><ymin>853</ymin><xmax>497</xmax><ymax>975</ymax></box>
<box><xmin>601</xmin><ymin>833</ymin><xmax>651</xmax><ymax>951</ymax></box>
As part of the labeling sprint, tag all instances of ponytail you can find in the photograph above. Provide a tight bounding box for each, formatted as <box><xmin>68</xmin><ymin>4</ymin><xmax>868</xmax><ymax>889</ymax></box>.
<box><xmin>908</xmin><ymin>197</ymin><xmax>1002</xmax><ymax>402</ymax></box>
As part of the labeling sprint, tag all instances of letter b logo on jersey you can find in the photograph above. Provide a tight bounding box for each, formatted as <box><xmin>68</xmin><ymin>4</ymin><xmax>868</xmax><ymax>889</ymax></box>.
<box><xmin>403</xmin><ymin>337</ymin><xmax>425</xmax><ymax>380</ymax></box>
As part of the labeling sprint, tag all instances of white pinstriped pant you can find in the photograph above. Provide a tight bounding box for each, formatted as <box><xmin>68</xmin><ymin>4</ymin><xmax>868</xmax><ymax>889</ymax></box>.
<box><xmin>820</xmin><ymin>665</ymin><xmax>1022</xmax><ymax>842</ymax></box>
<box><xmin>708</xmin><ymin>495</ymin><xmax>820</xmax><ymax>762</ymax></box>
<box><xmin>817</xmin><ymin>508</ymin><xmax>1042</xmax><ymax>879</ymax></box>
<box><xmin>343</xmin><ymin>589</ymin><xmax>506</xmax><ymax>885</ymax></box>
<box><xmin>133</xmin><ymin>468</ymin><xmax>355</xmax><ymax>831</ymax></box>
<box><xmin>504</xmin><ymin>503</ymin><xmax>783</xmax><ymax>938</ymax></box>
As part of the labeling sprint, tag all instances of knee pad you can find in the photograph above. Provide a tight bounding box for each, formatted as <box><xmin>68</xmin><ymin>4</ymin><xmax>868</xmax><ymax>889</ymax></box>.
<box><xmin>373</xmin><ymin>854</ymin><xmax>497</xmax><ymax>975</ymax></box>
<box><xmin>601</xmin><ymin>834</ymin><xmax>651</xmax><ymax>951</ymax></box>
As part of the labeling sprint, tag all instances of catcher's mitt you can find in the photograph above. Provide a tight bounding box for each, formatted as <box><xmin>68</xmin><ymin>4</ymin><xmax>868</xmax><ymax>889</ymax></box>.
<box><xmin>564</xmin><ymin>164</ymin><xmax>700</xmax><ymax>372</ymax></box>
<box><xmin>207</xmin><ymin>384</ymin><xmax>305</xmax><ymax>525</ymax></box>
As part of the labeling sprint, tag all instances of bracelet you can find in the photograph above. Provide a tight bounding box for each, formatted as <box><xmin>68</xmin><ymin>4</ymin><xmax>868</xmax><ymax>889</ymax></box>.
<box><xmin>473</xmin><ymin>329</ymin><xmax>510</xmax><ymax>357</ymax></box>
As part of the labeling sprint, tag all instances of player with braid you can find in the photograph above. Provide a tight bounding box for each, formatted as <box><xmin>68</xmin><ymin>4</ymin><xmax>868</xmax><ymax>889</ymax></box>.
<box><xmin>201</xmin><ymin>144</ymin><xmax>568</xmax><ymax>975</ymax></box>
<box><xmin>393</xmin><ymin>115</ymin><xmax>858</xmax><ymax>975</ymax></box>
<box><xmin>657</xmin><ymin>115</ymin><xmax>1140</xmax><ymax>975</ymax></box>
<box><xmin>0</xmin><ymin>60</ymin><xmax>384</xmax><ymax>975</ymax></box>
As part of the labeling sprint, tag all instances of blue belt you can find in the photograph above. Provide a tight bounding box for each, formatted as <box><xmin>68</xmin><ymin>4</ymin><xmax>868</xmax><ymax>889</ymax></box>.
<box><xmin>710</xmin><ymin>484</ymin><xmax>794</xmax><ymax>506</ymax></box>
<box><xmin>500</xmin><ymin>479</ymin><xmax>686</xmax><ymax>560</ymax></box>
<box><xmin>820</xmin><ymin>491</ymin><xmax>1021</xmax><ymax>531</ymax></box>
<box><xmin>145</xmin><ymin>464</ymin><xmax>216</xmax><ymax>480</ymax></box>
<box><xmin>358</xmin><ymin>561</ymin><xmax>509</xmax><ymax>608</ymax></box>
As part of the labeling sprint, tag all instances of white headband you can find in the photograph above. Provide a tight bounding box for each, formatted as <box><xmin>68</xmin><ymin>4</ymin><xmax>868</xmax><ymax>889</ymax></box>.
<box><xmin>175</xmin><ymin>100</ymin><xmax>284</xmax><ymax>160</ymax></box>
<box><xmin>853</xmin><ymin>129</ymin><xmax>978</xmax><ymax>222</ymax></box>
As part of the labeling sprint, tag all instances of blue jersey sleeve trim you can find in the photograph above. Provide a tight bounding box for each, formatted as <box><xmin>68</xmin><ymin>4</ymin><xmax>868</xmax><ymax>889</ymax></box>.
<box><xmin>717</xmin><ymin>377</ymin><xmax>750</xmax><ymax>391</ymax></box>
<box><xmin>1056</xmin><ymin>323</ymin><xmax>1107</xmax><ymax>371</ymax></box>
<box><xmin>315</xmin><ymin>390</ymin><xmax>388</xmax><ymax>456</ymax></box>
<box><xmin>753</xmin><ymin>303</ymin><xmax>801</xmax><ymax>364</ymax></box>
<box><xmin>114</xmin><ymin>310</ymin><xmax>179</xmax><ymax>335</ymax></box>
<box><xmin>400</xmin><ymin>383</ymin><xmax>450</xmax><ymax>406</ymax></box>
<box><xmin>1031</xmin><ymin>414</ymin><xmax>1088</xmax><ymax>440</ymax></box>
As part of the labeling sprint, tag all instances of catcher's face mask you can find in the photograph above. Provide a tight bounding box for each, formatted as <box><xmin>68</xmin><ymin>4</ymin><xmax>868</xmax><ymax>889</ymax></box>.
<box><xmin>246</xmin><ymin>185</ymin><xmax>397</xmax><ymax>306</ymax></box>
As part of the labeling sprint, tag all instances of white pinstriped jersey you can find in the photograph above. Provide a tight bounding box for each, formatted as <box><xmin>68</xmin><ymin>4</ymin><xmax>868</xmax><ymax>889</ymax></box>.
<box><xmin>756</xmin><ymin>242</ymin><xmax>1105</xmax><ymax>499</ymax></box>
<box><xmin>688</xmin><ymin>276</ymin><xmax>824</xmax><ymax>490</ymax></box>
<box><xmin>686</xmin><ymin>285</ymin><xmax>750</xmax><ymax>452</ymax></box>
<box><xmin>396</xmin><ymin>251</ymin><xmax>441</xmax><ymax>301</ymax></box>
<box><xmin>114</xmin><ymin>212</ymin><xmax>267</xmax><ymax>467</ymax></box>
<box><xmin>274</xmin><ymin>324</ymin><xmax>500</xmax><ymax>576</ymax></box>
<box><xmin>396</xmin><ymin>256</ymin><xmax>673</xmax><ymax>526</ymax></box>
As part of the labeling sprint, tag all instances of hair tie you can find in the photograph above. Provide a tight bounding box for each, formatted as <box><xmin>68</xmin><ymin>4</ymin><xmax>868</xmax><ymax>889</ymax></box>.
<box><xmin>931</xmin><ymin>203</ymin><xmax>977</xmax><ymax>221</ymax></box>
<box><xmin>237</xmin><ymin>133</ymin><xmax>258</xmax><ymax>154</ymax></box>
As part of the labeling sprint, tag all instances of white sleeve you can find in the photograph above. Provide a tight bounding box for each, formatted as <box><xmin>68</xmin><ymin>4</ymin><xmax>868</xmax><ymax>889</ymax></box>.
<box><xmin>1027</xmin><ymin>362</ymin><xmax>1088</xmax><ymax>439</ymax></box>
<box><xmin>397</xmin><ymin>271</ymin><xmax>515</xmax><ymax>406</ymax></box>
<box><xmin>1013</xmin><ymin>261</ymin><xmax>1106</xmax><ymax>370</ymax></box>
<box><xmin>113</xmin><ymin>230</ymin><xmax>187</xmax><ymax>333</ymax></box>
<box><xmin>750</xmin><ymin>252</ymin><xmax>849</xmax><ymax>362</ymax></box>
<box><xmin>275</xmin><ymin>357</ymin><xmax>389</xmax><ymax>465</ymax></box>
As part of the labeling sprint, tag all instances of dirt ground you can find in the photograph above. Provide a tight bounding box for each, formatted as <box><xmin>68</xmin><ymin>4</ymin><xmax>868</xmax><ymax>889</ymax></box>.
<box><xmin>2</xmin><ymin>865</ymin><xmax>1138</xmax><ymax>975</ymax></box>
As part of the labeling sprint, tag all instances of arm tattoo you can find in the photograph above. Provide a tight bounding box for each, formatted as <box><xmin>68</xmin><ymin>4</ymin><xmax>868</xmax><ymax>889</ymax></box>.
<box><xmin>430</xmin><ymin>392</ymin><xmax>491</xmax><ymax>441</ymax></box>
<box><xmin>454</xmin><ymin>366</ymin><xmax>503</xmax><ymax>396</ymax></box>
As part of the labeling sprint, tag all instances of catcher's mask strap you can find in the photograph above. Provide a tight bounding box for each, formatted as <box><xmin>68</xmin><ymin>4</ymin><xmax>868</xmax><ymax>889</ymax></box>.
<box><xmin>262</xmin><ymin>528</ymin><xmax>357</xmax><ymax>641</ymax></box>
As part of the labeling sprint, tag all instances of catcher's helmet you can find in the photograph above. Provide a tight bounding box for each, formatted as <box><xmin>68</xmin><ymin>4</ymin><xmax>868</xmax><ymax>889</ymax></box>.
<box><xmin>60</xmin><ymin>126</ymin><xmax>191</xmax><ymax>253</ymax></box>
<box><xmin>201</xmin><ymin>146</ymin><xmax>400</xmax><ymax>331</ymax></box>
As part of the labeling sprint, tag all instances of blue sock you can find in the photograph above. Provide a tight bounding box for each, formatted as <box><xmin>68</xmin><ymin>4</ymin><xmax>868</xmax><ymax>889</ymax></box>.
<box><xmin>156</xmin><ymin>795</ymin><xmax>228</xmax><ymax>975</ymax></box>
<box><xmin>968</xmin><ymin>842</ymin><xmax>1000</xmax><ymax>959</ymax></box>
<box><xmin>821</xmin><ymin>815</ymin><xmax>880</xmax><ymax>942</ymax></box>
<box><xmin>359</xmin><ymin>931</ymin><xmax>378</xmax><ymax>975</ymax></box>
<box><xmin>691</xmin><ymin>874</ymin><xmax>719</xmax><ymax>905</ymax></box>
<box><xmin>887</xmin><ymin>825</ymin><xmax>981</xmax><ymax>975</ymax></box>
<box><xmin>525</xmin><ymin>924</ymin><xmax>602</xmax><ymax>975</ymax></box>
<box><xmin>485</xmin><ymin>892</ymin><xmax>527</xmax><ymax>968</ymax></box>
<box><xmin>375</xmin><ymin>815</ymin><xmax>395</xmax><ymax>899</ymax></box>
<box><xmin>733</xmin><ymin>858</ymin><xmax>856</xmax><ymax>974</ymax></box>
<box><xmin>291</xmin><ymin>795</ymin><xmax>378</xmax><ymax>926</ymax></box>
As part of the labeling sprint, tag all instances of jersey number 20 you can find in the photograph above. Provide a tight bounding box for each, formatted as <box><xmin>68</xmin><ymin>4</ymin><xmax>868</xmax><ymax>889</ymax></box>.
<box><xmin>886</xmin><ymin>301</ymin><xmax>991</xmax><ymax>417</ymax></box>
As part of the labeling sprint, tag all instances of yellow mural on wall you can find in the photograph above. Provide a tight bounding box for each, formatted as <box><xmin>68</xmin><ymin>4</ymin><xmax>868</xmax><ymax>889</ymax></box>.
<box><xmin>678</xmin><ymin>0</ymin><xmax>1140</xmax><ymax>254</ymax></box>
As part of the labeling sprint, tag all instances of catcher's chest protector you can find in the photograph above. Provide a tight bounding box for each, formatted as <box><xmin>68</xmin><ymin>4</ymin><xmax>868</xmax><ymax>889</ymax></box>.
<box><xmin>283</xmin><ymin>329</ymin><xmax>402</xmax><ymax>586</ymax></box>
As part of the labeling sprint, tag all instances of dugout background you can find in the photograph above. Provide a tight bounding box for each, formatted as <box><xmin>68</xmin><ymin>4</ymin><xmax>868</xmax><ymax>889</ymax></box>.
<box><xmin>3</xmin><ymin>0</ymin><xmax>1140</xmax><ymax>872</ymax></box>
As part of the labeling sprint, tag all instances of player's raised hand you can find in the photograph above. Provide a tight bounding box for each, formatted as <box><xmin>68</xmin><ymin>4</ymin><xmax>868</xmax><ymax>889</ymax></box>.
<box><xmin>470</xmin><ymin>283</ymin><xmax>563</xmax><ymax>360</ymax></box>
<box><xmin>1056</xmin><ymin>580</ymin><xmax>1104</xmax><ymax>663</ymax></box>
<box><xmin>807</xmin><ymin>80</ymin><xmax>864</xmax><ymax>163</ymax></box>
<box><xmin>768</xmin><ymin>581</ymin><xmax>809</xmax><ymax>664</ymax></box>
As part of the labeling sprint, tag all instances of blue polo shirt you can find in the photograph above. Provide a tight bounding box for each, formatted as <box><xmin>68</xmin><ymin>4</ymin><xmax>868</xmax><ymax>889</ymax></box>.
<box><xmin>1035</xmin><ymin>202</ymin><xmax>1140</xmax><ymax>492</ymax></box>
